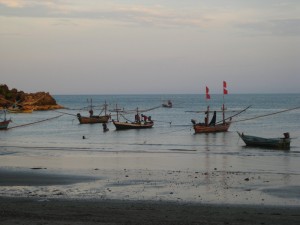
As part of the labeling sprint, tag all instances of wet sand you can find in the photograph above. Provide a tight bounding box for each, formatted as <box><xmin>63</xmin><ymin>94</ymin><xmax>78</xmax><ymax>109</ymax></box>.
<box><xmin>0</xmin><ymin>168</ymin><xmax>300</xmax><ymax>224</ymax></box>
<box><xmin>1</xmin><ymin>197</ymin><xmax>300</xmax><ymax>225</ymax></box>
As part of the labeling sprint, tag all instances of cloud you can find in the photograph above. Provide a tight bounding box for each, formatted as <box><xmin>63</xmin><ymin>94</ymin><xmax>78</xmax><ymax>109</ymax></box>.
<box><xmin>0</xmin><ymin>1</ymin><xmax>213</xmax><ymax>28</ymax></box>
<box><xmin>0</xmin><ymin>0</ymin><xmax>26</xmax><ymax>8</ymax></box>
<box><xmin>237</xmin><ymin>18</ymin><xmax>300</xmax><ymax>36</ymax></box>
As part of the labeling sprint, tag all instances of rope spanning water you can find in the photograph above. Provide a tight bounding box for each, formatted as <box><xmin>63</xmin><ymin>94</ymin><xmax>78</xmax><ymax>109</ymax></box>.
<box><xmin>215</xmin><ymin>105</ymin><xmax>251</xmax><ymax>125</ymax></box>
<box><xmin>55</xmin><ymin>111</ymin><xmax>77</xmax><ymax>117</ymax></box>
<box><xmin>232</xmin><ymin>106</ymin><xmax>300</xmax><ymax>123</ymax></box>
<box><xmin>8</xmin><ymin>114</ymin><xmax>63</xmax><ymax>129</ymax></box>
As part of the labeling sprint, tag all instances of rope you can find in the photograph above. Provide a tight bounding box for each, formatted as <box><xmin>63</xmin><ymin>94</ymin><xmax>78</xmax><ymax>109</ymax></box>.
<box><xmin>215</xmin><ymin>105</ymin><xmax>251</xmax><ymax>124</ymax></box>
<box><xmin>55</xmin><ymin>110</ymin><xmax>77</xmax><ymax>117</ymax></box>
<box><xmin>8</xmin><ymin>114</ymin><xmax>63</xmax><ymax>129</ymax></box>
<box><xmin>232</xmin><ymin>106</ymin><xmax>300</xmax><ymax>123</ymax></box>
<box><xmin>120</xmin><ymin>114</ymin><xmax>134</xmax><ymax>123</ymax></box>
<box><xmin>152</xmin><ymin>119</ymin><xmax>172</xmax><ymax>125</ymax></box>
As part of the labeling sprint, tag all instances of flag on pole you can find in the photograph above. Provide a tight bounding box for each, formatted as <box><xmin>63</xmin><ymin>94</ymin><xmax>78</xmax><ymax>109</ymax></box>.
<box><xmin>223</xmin><ymin>81</ymin><xmax>228</xmax><ymax>95</ymax></box>
<box><xmin>206</xmin><ymin>86</ymin><xmax>210</xmax><ymax>99</ymax></box>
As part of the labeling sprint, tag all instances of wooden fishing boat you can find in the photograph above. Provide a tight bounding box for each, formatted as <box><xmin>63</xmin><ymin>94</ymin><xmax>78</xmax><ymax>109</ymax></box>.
<box><xmin>113</xmin><ymin>120</ymin><xmax>154</xmax><ymax>130</ymax></box>
<box><xmin>77</xmin><ymin>100</ymin><xmax>110</xmax><ymax>124</ymax></box>
<box><xmin>77</xmin><ymin>114</ymin><xmax>110</xmax><ymax>124</ymax></box>
<box><xmin>190</xmin><ymin>82</ymin><xmax>249</xmax><ymax>134</ymax></box>
<box><xmin>0</xmin><ymin>119</ymin><xmax>11</xmax><ymax>130</ymax></box>
<box><xmin>193</xmin><ymin>121</ymin><xmax>231</xmax><ymax>133</ymax></box>
<box><xmin>237</xmin><ymin>132</ymin><xmax>291</xmax><ymax>149</ymax></box>
<box><xmin>192</xmin><ymin>100</ymin><xmax>232</xmax><ymax>134</ymax></box>
<box><xmin>0</xmin><ymin>110</ymin><xmax>11</xmax><ymax>130</ymax></box>
<box><xmin>162</xmin><ymin>100</ymin><xmax>172</xmax><ymax>108</ymax></box>
<box><xmin>112</xmin><ymin>106</ymin><xmax>154</xmax><ymax>130</ymax></box>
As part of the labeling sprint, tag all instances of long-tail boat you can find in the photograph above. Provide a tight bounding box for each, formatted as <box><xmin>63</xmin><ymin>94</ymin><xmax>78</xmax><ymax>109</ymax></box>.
<box><xmin>192</xmin><ymin>83</ymin><xmax>232</xmax><ymax>134</ymax></box>
<box><xmin>238</xmin><ymin>132</ymin><xmax>291</xmax><ymax>150</ymax></box>
<box><xmin>112</xmin><ymin>106</ymin><xmax>154</xmax><ymax>130</ymax></box>
<box><xmin>162</xmin><ymin>100</ymin><xmax>172</xmax><ymax>108</ymax></box>
<box><xmin>192</xmin><ymin>105</ymin><xmax>232</xmax><ymax>133</ymax></box>
<box><xmin>77</xmin><ymin>100</ymin><xmax>110</xmax><ymax>124</ymax></box>
<box><xmin>0</xmin><ymin>110</ymin><xmax>11</xmax><ymax>130</ymax></box>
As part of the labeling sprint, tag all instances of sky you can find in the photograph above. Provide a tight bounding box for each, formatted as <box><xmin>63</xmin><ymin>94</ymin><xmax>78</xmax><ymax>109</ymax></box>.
<box><xmin>0</xmin><ymin>0</ymin><xmax>299</xmax><ymax>94</ymax></box>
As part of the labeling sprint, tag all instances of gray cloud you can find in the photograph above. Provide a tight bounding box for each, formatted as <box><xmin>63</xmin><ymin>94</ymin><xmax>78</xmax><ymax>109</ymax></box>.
<box><xmin>0</xmin><ymin>2</ymin><xmax>210</xmax><ymax>28</ymax></box>
<box><xmin>237</xmin><ymin>18</ymin><xmax>300</xmax><ymax>36</ymax></box>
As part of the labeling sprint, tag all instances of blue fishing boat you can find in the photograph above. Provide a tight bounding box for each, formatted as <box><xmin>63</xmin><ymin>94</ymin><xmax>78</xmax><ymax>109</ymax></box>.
<box><xmin>238</xmin><ymin>132</ymin><xmax>291</xmax><ymax>150</ymax></box>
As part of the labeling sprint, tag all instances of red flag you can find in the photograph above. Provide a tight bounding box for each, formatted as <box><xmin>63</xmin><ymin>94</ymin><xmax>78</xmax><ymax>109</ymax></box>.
<box><xmin>223</xmin><ymin>81</ymin><xmax>228</xmax><ymax>95</ymax></box>
<box><xmin>206</xmin><ymin>86</ymin><xmax>210</xmax><ymax>99</ymax></box>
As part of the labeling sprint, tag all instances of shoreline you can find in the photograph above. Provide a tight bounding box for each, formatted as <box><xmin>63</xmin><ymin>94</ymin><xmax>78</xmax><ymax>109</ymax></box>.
<box><xmin>0</xmin><ymin>167</ymin><xmax>300</xmax><ymax>206</ymax></box>
<box><xmin>1</xmin><ymin>197</ymin><xmax>300</xmax><ymax>225</ymax></box>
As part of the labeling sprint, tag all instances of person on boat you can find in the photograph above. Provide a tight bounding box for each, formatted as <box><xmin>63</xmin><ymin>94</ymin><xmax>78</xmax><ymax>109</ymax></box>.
<box><xmin>283</xmin><ymin>132</ymin><xmax>290</xmax><ymax>139</ymax></box>
<box><xmin>141</xmin><ymin>114</ymin><xmax>148</xmax><ymax>122</ymax></box>
<box><xmin>204</xmin><ymin>111</ymin><xmax>209</xmax><ymax>126</ymax></box>
<box><xmin>89</xmin><ymin>109</ymin><xmax>94</xmax><ymax>117</ymax></box>
<box><xmin>135</xmin><ymin>113</ymin><xmax>140</xmax><ymax>123</ymax></box>
<box><xmin>148</xmin><ymin>116</ymin><xmax>153</xmax><ymax>123</ymax></box>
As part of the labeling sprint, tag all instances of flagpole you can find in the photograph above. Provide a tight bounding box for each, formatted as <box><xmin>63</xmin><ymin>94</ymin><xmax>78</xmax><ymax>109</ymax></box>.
<box><xmin>222</xmin><ymin>92</ymin><xmax>225</xmax><ymax>124</ymax></box>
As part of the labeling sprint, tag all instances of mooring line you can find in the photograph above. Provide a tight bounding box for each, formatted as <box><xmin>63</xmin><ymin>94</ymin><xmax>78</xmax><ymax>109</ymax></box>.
<box><xmin>8</xmin><ymin>114</ymin><xmax>63</xmax><ymax>129</ymax></box>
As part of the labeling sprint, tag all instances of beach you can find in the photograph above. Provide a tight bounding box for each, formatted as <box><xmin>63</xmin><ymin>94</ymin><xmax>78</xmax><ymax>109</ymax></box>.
<box><xmin>0</xmin><ymin>167</ymin><xmax>300</xmax><ymax>224</ymax></box>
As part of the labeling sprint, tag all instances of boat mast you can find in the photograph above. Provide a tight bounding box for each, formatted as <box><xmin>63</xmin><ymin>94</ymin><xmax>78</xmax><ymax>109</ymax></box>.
<box><xmin>205</xmin><ymin>86</ymin><xmax>210</xmax><ymax>126</ymax></box>
<box><xmin>222</xmin><ymin>95</ymin><xmax>225</xmax><ymax>124</ymax></box>
<box><xmin>222</xmin><ymin>81</ymin><xmax>228</xmax><ymax>124</ymax></box>
<box><xmin>116</xmin><ymin>104</ymin><xmax>119</xmax><ymax>121</ymax></box>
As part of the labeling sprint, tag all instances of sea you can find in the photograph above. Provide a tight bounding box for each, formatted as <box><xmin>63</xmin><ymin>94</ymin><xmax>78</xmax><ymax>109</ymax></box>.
<box><xmin>0</xmin><ymin>94</ymin><xmax>299</xmax><ymax>175</ymax></box>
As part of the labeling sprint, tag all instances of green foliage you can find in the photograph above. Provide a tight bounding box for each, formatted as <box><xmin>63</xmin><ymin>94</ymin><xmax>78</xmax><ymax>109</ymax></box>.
<box><xmin>5</xmin><ymin>92</ymin><xmax>12</xmax><ymax>99</ymax></box>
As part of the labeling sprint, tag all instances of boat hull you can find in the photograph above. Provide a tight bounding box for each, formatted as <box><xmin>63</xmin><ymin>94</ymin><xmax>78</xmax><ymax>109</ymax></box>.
<box><xmin>238</xmin><ymin>132</ymin><xmax>291</xmax><ymax>149</ymax></box>
<box><xmin>77</xmin><ymin>114</ymin><xmax>110</xmax><ymax>124</ymax></box>
<box><xmin>0</xmin><ymin>120</ymin><xmax>11</xmax><ymax>130</ymax></box>
<box><xmin>193</xmin><ymin>122</ymin><xmax>230</xmax><ymax>134</ymax></box>
<box><xmin>113</xmin><ymin>121</ymin><xmax>154</xmax><ymax>130</ymax></box>
<box><xmin>162</xmin><ymin>104</ymin><xmax>172</xmax><ymax>108</ymax></box>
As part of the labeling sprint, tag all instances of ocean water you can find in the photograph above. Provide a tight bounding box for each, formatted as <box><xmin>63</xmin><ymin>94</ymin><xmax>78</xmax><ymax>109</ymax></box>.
<box><xmin>0</xmin><ymin>94</ymin><xmax>300</xmax><ymax>174</ymax></box>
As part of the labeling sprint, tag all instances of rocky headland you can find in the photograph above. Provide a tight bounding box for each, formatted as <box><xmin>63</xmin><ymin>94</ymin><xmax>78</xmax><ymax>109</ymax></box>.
<box><xmin>0</xmin><ymin>84</ymin><xmax>63</xmax><ymax>111</ymax></box>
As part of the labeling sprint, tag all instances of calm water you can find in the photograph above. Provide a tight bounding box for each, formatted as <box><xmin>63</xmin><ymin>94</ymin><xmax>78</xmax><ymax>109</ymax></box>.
<box><xmin>1</xmin><ymin>94</ymin><xmax>300</xmax><ymax>174</ymax></box>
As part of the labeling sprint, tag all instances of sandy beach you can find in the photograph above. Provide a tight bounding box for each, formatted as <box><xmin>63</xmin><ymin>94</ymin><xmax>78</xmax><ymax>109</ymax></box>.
<box><xmin>0</xmin><ymin>168</ymin><xmax>300</xmax><ymax>224</ymax></box>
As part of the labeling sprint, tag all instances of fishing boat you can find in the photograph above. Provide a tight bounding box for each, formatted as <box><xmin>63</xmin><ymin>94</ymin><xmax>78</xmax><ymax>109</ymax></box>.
<box><xmin>162</xmin><ymin>100</ymin><xmax>172</xmax><ymax>108</ymax></box>
<box><xmin>0</xmin><ymin>119</ymin><xmax>11</xmax><ymax>130</ymax></box>
<box><xmin>0</xmin><ymin>110</ymin><xmax>11</xmax><ymax>130</ymax></box>
<box><xmin>237</xmin><ymin>132</ymin><xmax>291</xmax><ymax>150</ymax></box>
<box><xmin>192</xmin><ymin>82</ymin><xmax>234</xmax><ymax>134</ymax></box>
<box><xmin>192</xmin><ymin>107</ymin><xmax>232</xmax><ymax>133</ymax></box>
<box><xmin>113</xmin><ymin>120</ymin><xmax>154</xmax><ymax>130</ymax></box>
<box><xmin>77</xmin><ymin>114</ymin><xmax>110</xmax><ymax>124</ymax></box>
<box><xmin>112</xmin><ymin>106</ymin><xmax>154</xmax><ymax>130</ymax></box>
<box><xmin>77</xmin><ymin>100</ymin><xmax>110</xmax><ymax>124</ymax></box>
